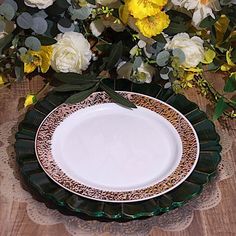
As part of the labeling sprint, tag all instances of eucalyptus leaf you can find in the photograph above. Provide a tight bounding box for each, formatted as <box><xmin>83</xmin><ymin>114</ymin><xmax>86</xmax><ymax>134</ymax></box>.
<box><xmin>132</xmin><ymin>57</ymin><xmax>142</xmax><ymax>71</ymax></box>
<box><xmin>164</xmin><ymin>82</ymin><xmax>172</xmax><ymax>89</ymax></box>
<box><xmin>54</xmin><ymin>82</ymin><xmax>98</xmax><ymax>92</ymax></box>
<box><xmin>160</xmin><ymin>67</ymin><xmax>170</xmax><ymax>80</ymax></box>
<box><xmin>100</xmin><ymin>82</ymin><xmax>136</xmax><ymax>108</ymax></box>
<box><xmin>71</xmin><ymin>7</ymin><xmax>92</xmax><ymax>20</ymax></box>
<box><xmin>156</xmin><ymin>50</ymin><xmax>170</xmax><ymax>66</ymax></box>
<box><xmin>0</xmin><ymin>20</ymin><xmax>6</xmax><ymax>32</ymax></box>
<box><xmin>17</xmin><ymin>12</ymin><xmax>33</xmax><ymax>29</ymax></box>
<box><xmin>0</xmin><ymin>3</ymin><xmax>15</xmax><ymax>21</ymax></box>
<box><xmin>65</xmin><ymin>85</ymin><xmax>98</xmax><ymax>104</ymax></box>
<box><xmin>54</xmin><ymin>72</ymin><xmax>98</xmax><ymax>84</ymax></box>
<box><xmin>173</xmin><ymin>48</ymin><xmax>185</xmax><ymax>63</ymax></box>
<box><xmin>57</xmin><ymin>22</ymin><xmax>75</xmax><ymax>33</ymax></box>
<box><xmin>18</xmin><ymin>47</ymin><xmax>27</xmax><ymax>55</ymax></box>
<box><xmin>106</xmin><ymin>41</ymin><xmax>123</xmax><ymax>70</ymax></box>
<box><xmin>4</xmin><ymin>0</ymin><xmax>18</xmax><ymax>12</ymax></box>
<box><xmin>25</xmin><ymin>36</ymin><xmax>41</xmax><ymax>51</ymax></box>
<box><xmin>33</xmin><ymin>10</ymin><xmax>48</xmax><ymax>19</ymax></box>
<box><xmin>31</xmin><ymin>16</ymin><xmax>48</xmax><ymax>34</ymax></box>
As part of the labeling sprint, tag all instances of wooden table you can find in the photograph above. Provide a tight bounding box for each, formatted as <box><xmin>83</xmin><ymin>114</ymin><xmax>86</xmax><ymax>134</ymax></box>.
<box><xmin>0</xmin><ymin>76</ymin><xmax>235</xmax><ymax>236</ymax></box>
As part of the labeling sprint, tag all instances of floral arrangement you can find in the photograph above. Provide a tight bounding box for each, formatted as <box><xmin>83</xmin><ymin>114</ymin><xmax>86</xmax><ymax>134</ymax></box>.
<box><xmin>0</xmin><ymin>0</ymin><xmax>235</xmax><ymax>119</ymax></box>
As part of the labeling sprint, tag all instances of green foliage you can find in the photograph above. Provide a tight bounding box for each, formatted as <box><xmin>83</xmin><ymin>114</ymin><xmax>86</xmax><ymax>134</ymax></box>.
<box><xmin>100</xmin><ymin>82</ymin><xmax>137</xmax><ymax>108</ymax></box>
<box><xmin>65</xmin><ymin>85</ymin><xmax>98</xmax><ymax>104</ymax></box>
<box><xmin>106</xmin><ymin>41</ymin><xmax>123</xmax><ymax>70</ymax></box>
<box><xmin>54</xmin><ymin>73</ymin><xmax>99</xmax><ymax>84</ymax></box>
<box><xmin>224</xmin><ymin>73</ymin><xmax>236</xmax><ymax>92</ymax></box>
<box><xmin>213</xmin><ymin>98</ymin><xmax>228</xmax><ymax>120</ymax></box>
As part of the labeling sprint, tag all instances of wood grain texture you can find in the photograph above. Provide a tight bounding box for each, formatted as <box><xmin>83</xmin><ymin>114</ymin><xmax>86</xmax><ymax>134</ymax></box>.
<box><xmin>0</xmin><ymin>77</ymin><xmax>235</xmax><ymax>236</ymax></box>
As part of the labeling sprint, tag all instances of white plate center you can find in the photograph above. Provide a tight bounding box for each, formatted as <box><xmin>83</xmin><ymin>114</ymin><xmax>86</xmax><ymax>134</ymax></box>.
<box><xmin>52</xmin><ymin>103</ymin><xmax>183</xmax><ymax>191</ymax></box>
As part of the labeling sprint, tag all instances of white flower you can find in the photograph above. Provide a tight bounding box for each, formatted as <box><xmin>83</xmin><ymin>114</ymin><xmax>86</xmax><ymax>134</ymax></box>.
<box><xmin>24</xmin><ymin>0</ymin><xmax>55</xmax><ymax>9</ymax></box>
<box><xmin>51</xmin><ymin>32</ymin><xmax>92</xmax><ymax>74</ymax></box>
<box><xmin>165</xmin><ymin>33</ymin><xmax>204</xmax><ymax>68</ymax></box>
<box><xmin>117</xmin><ymin>61</ymin><xmax>155</xmax><ymax>83</ymax></box>
<box><xmin>133</xmin><ymin>63</ymin><xmax>155</xmax><ymax>83</ymax></box>
<box><xmin>171</xmin><ymin>0</ymin><xmax>221</xmax><ymax>26</ymax></box>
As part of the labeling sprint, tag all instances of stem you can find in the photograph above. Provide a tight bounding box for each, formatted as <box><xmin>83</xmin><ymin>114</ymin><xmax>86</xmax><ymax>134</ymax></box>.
<box><xmin>36</xmin><ymin>82</ymin><xmax>50</xmax><ymax>98</ymax></box>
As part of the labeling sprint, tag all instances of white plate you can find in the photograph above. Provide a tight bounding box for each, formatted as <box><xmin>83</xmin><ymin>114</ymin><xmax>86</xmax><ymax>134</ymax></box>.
<box><xmin>35</xmin><ymin>92</ymin><xmax>199</xmax><ymax>202</ymax></box>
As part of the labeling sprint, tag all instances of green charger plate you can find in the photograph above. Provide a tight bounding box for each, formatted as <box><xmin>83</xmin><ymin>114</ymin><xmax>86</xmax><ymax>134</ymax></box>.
<box><xmin>15</xmin><ymin>79</ymin><xmax>221</xmax><ymax>221</ymax></box>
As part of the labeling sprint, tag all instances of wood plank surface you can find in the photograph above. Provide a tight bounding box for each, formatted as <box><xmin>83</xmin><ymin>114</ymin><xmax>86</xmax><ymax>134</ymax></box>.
<box><xmin>0</xmin><ymin>77</ymin><xmax>235</xmax><ymax>236</ymax></box>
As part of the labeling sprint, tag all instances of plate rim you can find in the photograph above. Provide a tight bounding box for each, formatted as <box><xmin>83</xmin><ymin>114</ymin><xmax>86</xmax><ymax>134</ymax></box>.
<box><xmin>34</xmin><ymin>91</ymin><xmax>200</xmax><ymax>203</ymax></box>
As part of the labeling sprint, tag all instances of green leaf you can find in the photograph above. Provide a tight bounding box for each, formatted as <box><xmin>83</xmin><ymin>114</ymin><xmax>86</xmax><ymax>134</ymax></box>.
<box><xmin>213</xmin><ymin>98</ymin><xmax>228</xmax><ymax>120</ymax></box>
<box><xmin>106</xmin><ymin>41</ymin><xmax>123</xmax><ymax>70</ymax></box>
<box><xmin>54</xmin><ymin>82</ymin><xmax>97</xmax><ymax>92</ymax></box>
<box><xmin>224</xmin><ymin>73</ymin><xmax>236</xmax><ymax>92</ymax></box>
<box><xmin>56</xmin><ymin>0</ymin><xmax>70</xmax><ymax>9</ymax></box>
<box><xmin>65</xmin><ymin>85</ymin><xmax>98</xmax><ymax>104</ymax></box>
<box><xmin>96</xmin><ymin>44</ymin><xmax>112</xmax><ymax>53</ymax></box>
<box><xmin>100</xmin><ymin>82</ymin><xmax>137</xmax><ymax>108</ymax></box>
<box><xmin>54</xmin><ymin>73</ymin><xmax>98</xmax><ymax>85</ymax></box>
<box><xmin>86</xmin><ymin>0</ymin><xmax>95</xmax><ymax>4</ymax></box>
<box><xmin>15</xmin><ymin>62</ymin><xmax>24</xmax><ymax>81</ymax></box>
<box><xmin>37</xmin><ymin>35</ymin><xmax>57</xmax><ymax>45</ymax></box>
<box><xmin>199</xmin><ymin>16</ymin><xmax>218</xmax><ymax>28</ymax></box>
<box><xmin>164</xmin><ymin>11</ymin><xmax>191</xmax><ymax>35</ymax></box>
<box><xmin>0</xmin><ymin>33</ymin><xmax>13</xmax><ymax>54</ymax></box>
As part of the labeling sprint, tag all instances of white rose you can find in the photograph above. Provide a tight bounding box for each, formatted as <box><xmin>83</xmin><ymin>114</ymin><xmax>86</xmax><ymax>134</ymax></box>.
<box><xmin>165</xmin><ymin>33</ymin><xmax>204</xmax><ymax>68</ymax></box>
<box><xmin>51</xmin><ymin>32</ymin><xmax>92</xmax><ymax>74</ymax></box>
<box><xmin>24</xmin><ymin>0</ymin><xmax>55</xmax><ymax>9</ymax></box>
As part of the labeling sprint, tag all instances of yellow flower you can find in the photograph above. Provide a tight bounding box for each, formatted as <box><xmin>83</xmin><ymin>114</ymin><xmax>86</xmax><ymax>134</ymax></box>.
<box><xmin>215</xmin><ymin>15</ymin><xmax>230</xmax><ymax>45</ymax></box>
<box><xmin>202</xmin><ymin>49</ymin><xmax>216</xmax><ymax>64</ymax></box>
<box><xmin>119</xmin><ymin>3</ymin><xmax>130</xmax><ymax>24</ymax></box>
<box><xmin>220</xmin><ymin>48</ymin><xmax>236</xmax><ymax>72</ymax></box>
<box><xmin>184</xmin><ymin>67</ymin><xmax>203</xmax><ymax>73</ymax></box>
<box><xmin>0</xmin><ymin>74</ymin><xmax>5</xmax><ymax>85</ymax></box>
<box><xmin>127</xmin><ymin>0</ymin><xmax>167</xmax><ymax>19</ymax></box>
<box><xmin>135</xmin><ymin>12</ymin><xmax>170</xmax><ymax>38</ymax></box>
<box><xmin>24</xmin><ymin>46</ymin><xmax>53</xmax><ymax>74</ymax></box>
<box><xmin>180</xmin><ymin>72</ymin><xmax>195</xmax><ymax>88</ymax></box>
<box><xmin>24</xmin><ymin>94</ymin><xmax>37</xmax><ymax>108</ymax></box>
